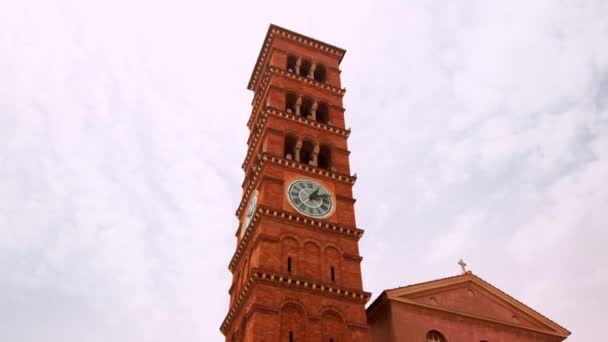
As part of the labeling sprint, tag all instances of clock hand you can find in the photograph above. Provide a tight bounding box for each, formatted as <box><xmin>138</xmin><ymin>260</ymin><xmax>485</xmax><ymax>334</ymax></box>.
<box><xmin>308</xmin><ymin>188</ymin><xmax>320</xmax><ymax>200</ymax></box>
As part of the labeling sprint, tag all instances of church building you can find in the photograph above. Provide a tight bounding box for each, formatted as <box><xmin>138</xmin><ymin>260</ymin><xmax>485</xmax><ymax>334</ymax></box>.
<box><xmin>221</xmin><ymin>24</ymin><xmax>571</xmax><ymax>342</ymax></box>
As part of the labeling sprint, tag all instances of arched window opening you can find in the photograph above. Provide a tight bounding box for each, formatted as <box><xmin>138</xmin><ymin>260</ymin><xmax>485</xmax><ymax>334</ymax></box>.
<box><xmin>300</xmin><ymin>140</ymin><xmax>315</xmax><ymax>165</ymax></box>
<box><xmin>287</xmin><ymin>256</ymin><xmax>292</xmax><ymax>273</ymax></box>
<box><xmin>316</xmin><ymin>102</ymin><xmax>329</xmax><ymax>124</ymax></box>
<box><xmin>299</xmin><ymin>60</ymin><xmax>311</xmax><ymax>78</ymax></box>
<box><xmin>286</xmin><ymin>93</ymin><xmax>298</xmax><ymax>114</ymax></box>
<box><xmin>281</xmin><ymin>304</ymin><xmax>305</xmax><ymax>342</ymax></box>
<box><xmin>301</xmin><ymin>97</ymin><xmax>313</xmax><ymax>119</ymax></box>
<box><xmin>284</xmin><ymin>135</ymin><xmax>297</xmax><ymax>160</ymax></box>
<box><xmin>314</xmin><ymin>64</ymin><xmax>327</xmax><ymax>82</ymax></box>
<box><xmin>287</xmin><ymin>55</ymin><xmax>297</xmax><ymax>73</ymax></box>
<box><xmin>318</xmin><ymin>145</ymin><xmax>332</xmax><ymax>170</ymax></box>
<box><xmin>321</xmin><ymin>311</ymin><xmax>345</xmax><ymax>342</ymax></box>
<box><xmin>426</xmin><ymin>330</ymin><xmax>446</xmax><ymax>342</ymax></box>
<box><xmin>330</xmin><ymin>266</ymin><xmax>335</xmax><ymax>282</ymax></box>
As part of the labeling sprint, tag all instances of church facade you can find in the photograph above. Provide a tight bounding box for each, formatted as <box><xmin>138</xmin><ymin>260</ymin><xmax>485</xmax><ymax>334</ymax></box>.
<box><xmin>221</xmin><ymin>24</ymin><xmax>570</xmax><ymax>342</ymax></box>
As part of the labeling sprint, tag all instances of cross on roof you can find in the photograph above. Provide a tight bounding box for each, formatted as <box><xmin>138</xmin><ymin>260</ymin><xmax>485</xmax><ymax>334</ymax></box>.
<box><xmin>458</xmin><ymin>259</ymin><xmax>468</xmax><ymax>274</ymax></box>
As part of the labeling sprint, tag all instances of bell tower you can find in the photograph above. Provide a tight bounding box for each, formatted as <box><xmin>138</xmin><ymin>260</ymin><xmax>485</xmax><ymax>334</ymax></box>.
<box><xmin>221</xmin><ymin>24</ymin><xmax>370</xmax><ymax>342</ymax></box>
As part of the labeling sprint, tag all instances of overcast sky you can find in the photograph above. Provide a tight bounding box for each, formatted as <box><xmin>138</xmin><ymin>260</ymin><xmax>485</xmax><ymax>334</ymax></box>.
<box><xmin>1</xmin><ymin>0</ymin><xmax>607</xmax><ymax>341</ymax></box>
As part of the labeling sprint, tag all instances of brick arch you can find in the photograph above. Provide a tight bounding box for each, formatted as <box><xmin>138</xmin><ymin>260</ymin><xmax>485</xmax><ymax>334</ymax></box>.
<box><xmin>319</xmin><ymin>307</ymin><xmax>347</xmax><ymax>342</ymax></box>
<box><xmin>323</xmin><ymin>242</ymin><xmax>344</xmax><ymax>255</ymax></box>
<box><xmin>279</xmin><ymin>234</ymin><xmax>302</xmax><ymax>245</ymax></box>
<box><xmin>324</xmin><ymin>245</ymin><xmax>342</xmax><ymax>284</ymax></box>
<box><xmin>285</xmin><ymin>91</ymin><xmax>298</xmax><ymax>114</ymax></box>
<box><xmin>300</xmin><ymin>139</ymin><xmax>316</xmax><ymax>166</ymax></box>
<box><xmin>286</xmin><ymin>54</ymin><xmax>298</xmax><ymax>73</ymax></box>
<box><xmin>300</xmin><ymin>96</ymin><xmax>315</xmax><ymax>119</ymax></box>
<box><xmin>315</xmin><ymin>100</ymin><xmax>331</xmax><ymax>124</ymax></box>
<box><xmin>313</xmin><ymin>63</ymin><xmax>327</xmax><ymax>82</ymax></box>
<box><xmin>301</xmin><ymin>239</ymin><xmax>322</xmax><ymax>279</ymax></box>
<box><xmin>426</xmin><ymin>329</ymin><xmax>447</xmax><ymax>342</ymax></box>
<box><xmin>283</xmin><ymin>133</ymin><xmax>298</xmax><ymax>160</ymax></box>
<box><xmin>280</xmin><ymin>300</ymin><xmax>308</xmax><ymax>341</ymax></box>
<box><xmin>281</xmin><ymin>235</ymin><xmax>300</xmax><ymax>274</ymax></box>
<box><xmin>317</xmin><ymin>143</ymin><xmax>333</xmax><ymax>171</ymax></box>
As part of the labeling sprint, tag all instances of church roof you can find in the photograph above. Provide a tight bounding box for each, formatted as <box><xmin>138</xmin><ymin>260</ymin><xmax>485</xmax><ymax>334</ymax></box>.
<box><xmin>367</xmin><ymin>271</ymin><xmax>571</xmax><ymax>338</ymax></box>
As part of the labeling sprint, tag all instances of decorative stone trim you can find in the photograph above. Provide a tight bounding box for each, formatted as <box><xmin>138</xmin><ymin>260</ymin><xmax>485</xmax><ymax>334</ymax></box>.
<box><xmin>236</xmin><ymin>153</ymin><xmax>357</xmax><ymax>217</ymax></box>
<box><xmin>270</xmin><ymin>66</ymin><xmax>345</xmax><ymax>95</ymax></box>
<box><xmin>267</xmin><ymin>108</ymin><xmax>350</xmax><ymax>136</ymax></box>
<box><xmin>241</xmin><ymin>115</ymin><xmax>267</xmax><ymax>171</ymax></box>
<box><xmin>263</xmin><ymin>154</ymin><xmax>356</xmax><ymax>184</ymax></box>
<box><xmin>220</xmin><ymin>275</ymin><xmax>255</xmax><ymax>334</ymax></box>
<box><xmin>248</xmin><ymin>25</ymin><xmax>346</xmax><ymax>91</ymax></box>
<box><xmin>242</xmin><ymin>107</ymin><xmax>350</xmax><ymax>172</ymax></box>
<box><xmin>247</xmin><ymin>71</ymin><xmax>272</xmax><ymax>129</ymax></box>
<box><xmin>220</xmin><ymin>270</ymin><xmax>369</xmax><ymax>334</ymax></box>
<box><xmin>229</xmin><ymin>206</ymin><xmax>364</xmax><ymax>272</ymax></box>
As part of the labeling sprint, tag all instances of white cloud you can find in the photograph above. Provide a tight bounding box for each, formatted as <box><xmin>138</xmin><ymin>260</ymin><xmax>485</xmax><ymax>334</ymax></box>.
<box><xmin>1</xmin><ymin>0</ymin><xmax>607</xmax><ymax>341</ymax></box>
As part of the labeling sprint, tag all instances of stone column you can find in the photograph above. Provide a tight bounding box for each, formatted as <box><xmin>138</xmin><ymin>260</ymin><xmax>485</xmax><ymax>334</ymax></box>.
<box><xmin>310</xmin><ymin>101</ymin><xmax>318</xmax><ymax>121</ymax></box>
<box><xmin>312</xmin><ymin>145</ymin><xmax>320</xmax><ymax>167</ymax></box>
<box><xmin>295</xmin><ymin>97</ymin><xmax>302</xmax><ymax>116</ymax></box>
<box><xmin>308</xmin><ymin>63</ymin><xmax>317</xmax><ymax>79</ymax></box>
<box><xmin>295</xmin><ymin>140</ymin><xmax>303</xmax><ymax>162</ymax></box>
<box><xmin>295</xmin><ymin>58</ymin><xmax>302</xmax><ymax>75</ymax></box>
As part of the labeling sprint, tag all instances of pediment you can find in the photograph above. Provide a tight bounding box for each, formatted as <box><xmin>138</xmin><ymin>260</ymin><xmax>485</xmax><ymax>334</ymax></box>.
<box><xmin>386</xmin><ymin>273</ymin><xmax>570</xmax><ymax>337</ymax></box>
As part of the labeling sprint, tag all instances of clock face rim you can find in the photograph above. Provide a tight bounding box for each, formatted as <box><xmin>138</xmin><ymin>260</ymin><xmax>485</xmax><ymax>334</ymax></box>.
<box><xmin>286</xmin><ymin>179</ymin><xmax>334</xmax><ymax>219</ymax></box>
<box><xmin>241</xmin><ymin>190</ymin><xmax>258</xmax><ymax>237</ymax></box>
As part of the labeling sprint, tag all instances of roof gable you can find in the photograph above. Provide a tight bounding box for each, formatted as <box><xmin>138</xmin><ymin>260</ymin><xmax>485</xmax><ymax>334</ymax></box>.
<box><xmin>385</xmin><ymin>272</ymin><xmax>570</xmax><ymax>338</ymax></box>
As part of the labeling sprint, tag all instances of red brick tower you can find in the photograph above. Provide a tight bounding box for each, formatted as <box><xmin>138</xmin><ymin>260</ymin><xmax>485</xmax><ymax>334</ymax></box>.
<box><xmin>220</xmin><ymin>24</ymin><xmax>370</xmax><ymax>342</ymax></box>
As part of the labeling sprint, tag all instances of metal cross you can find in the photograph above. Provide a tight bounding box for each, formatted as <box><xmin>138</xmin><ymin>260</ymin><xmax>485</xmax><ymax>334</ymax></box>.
<box><xmin>458</xmin><ymin>259</ymin><xmax>468</xmax><ymax>274</ymax></box>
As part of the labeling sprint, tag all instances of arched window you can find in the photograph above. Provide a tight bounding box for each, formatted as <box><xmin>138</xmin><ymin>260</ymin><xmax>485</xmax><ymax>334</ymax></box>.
<box><xmin>426</xmin><ymin>330</ymin><xmax>446</xmax><ymax>342</ymax></box>
<box><xmin>321</xmin><ymin>310</ymin><xmax>346</xmax><ymax>342</ymax></box>
<box><xmin>280</xmin><ymin>304</ymin><xmax>305</xmax><ymax>342</ymax></box>
<box><xmin>287</xmin><ymin>55</ymin><xmax>297</xmax><ymax>73</ymax></box>
<box><xmin>284</xmin><ymin>135</ymin><xmax>297</xmax><ymax>160</ymax></box>
<box><xmin>286</xmin><ymin>93</ymin><xmax>298</xmax><ymax>114</ymax></box>
<box><xmin>300</xmin><ymin>140</ymin><xmax>315</xmax><ymax>165</ymax></box>
<box><xmin>299</xmin><ymin>59</ymin><xmax>311</xmax><ymax>78</ymax></box>
<box><xmin>318</xmin><ymin>144</ymin><xmax>332</xmax><ymax>170</ymax></box>
<box><xmin>316</xmin><ymin>102</ymin><xmax>329</xmax><ymax>124</ymax></box>
<box><xmin>301</xmin><ymin>97</ymin><xmax>313</xmax><ymax>119</ymax></box>
<box><xmin>314</xmin><ymin>64</ymin><xmax>327</xmax><ymax>82</ymax></box>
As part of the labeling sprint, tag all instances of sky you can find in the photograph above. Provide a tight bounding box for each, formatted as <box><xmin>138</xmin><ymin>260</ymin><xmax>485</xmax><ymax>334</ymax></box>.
<box><xmin>1</xmin><ymin>0</ymin><xmax>607</xmax><ymax>341</ymax></box>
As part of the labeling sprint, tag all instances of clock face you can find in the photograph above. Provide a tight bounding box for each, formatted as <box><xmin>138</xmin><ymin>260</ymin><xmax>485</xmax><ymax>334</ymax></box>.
<box><xmin>287</xmin><ymin>179</ymin><xmax>333</xmax><ymax>218</ymax></box>
<box><xmin>241</xmin><ymin>191</ymin><xmax>258</xmax><ymax>237</ymax></box>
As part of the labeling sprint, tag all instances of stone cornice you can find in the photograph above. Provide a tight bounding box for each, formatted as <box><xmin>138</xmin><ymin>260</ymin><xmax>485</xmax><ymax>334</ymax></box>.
<box><xmin>267</xmin><ymin>108</ymin><xmax>350</xmax><ymax>136</ymax></box>
<box><xmin>247</xmin><ymin>24</ymin><xmax>346</xmax><ymax>91</ymax></box>
<box><xmin>229</xmin><ymin>205</ymin><xmax>365</xmax><ymax>272</ymax></box>
<box><xmin>220</xmin><ymin>269</ymin><xmax>369</xmax><ymax>334</ymax></box>
<box><xmin>270</xmin><ymin>66</ymin><xmax>346</xmax><ymax>95</ymax></box>
<box><xmin>236</xmin><ymin>153</ymin><xmax>357</xmax><ymax>217</ymax></box>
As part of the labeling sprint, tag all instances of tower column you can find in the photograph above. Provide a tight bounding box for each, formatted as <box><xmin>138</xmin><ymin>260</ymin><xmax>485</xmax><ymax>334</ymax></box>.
<box><xmin>310</xmin><ymin>101</ymin><xmax>318</xmax><ymax>121</ymax></box>
<box><xmin>295</xmin><ymin>139</ymin><xmax>303</xmax><ymax>162</ymax></box>
<box><xmin>295</xmin><ymin>58</ymin><xmax>302</xmax><ymax>75</ymax></box>
<box><xmin>308</xmin><ymin>63</ymin><xmax>317</xmax><ymax>79</ymax></box>
<box><xmin>295</xmin><ymin>97</ymin><xmax>302</xmax><ymax>116</ymax></box>
<box><xmin>312</xmin><ymin>144</ymin><xmax>320</xmax><ymax>167</ymax></box>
